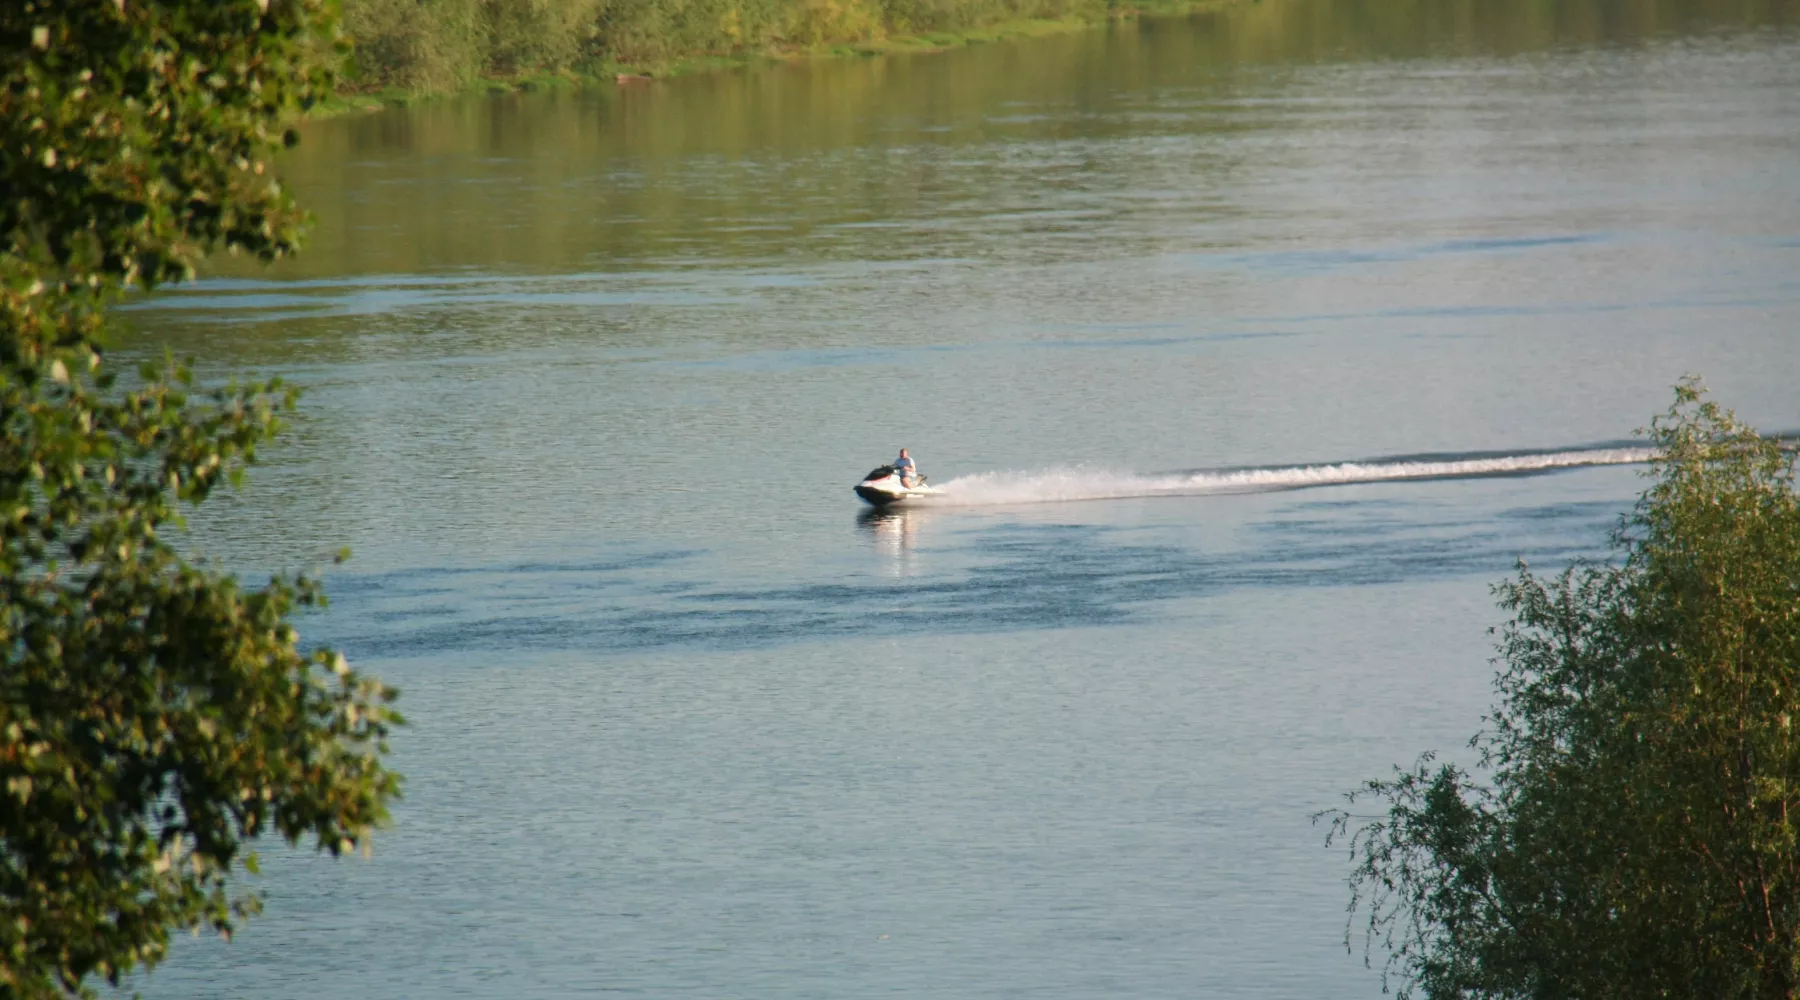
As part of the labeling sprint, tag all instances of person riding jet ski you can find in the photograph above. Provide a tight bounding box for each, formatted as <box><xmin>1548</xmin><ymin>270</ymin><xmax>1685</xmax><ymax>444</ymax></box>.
<box><xmin>852</xmin><ymin>448</ymin><xmax>943</xmax><ymax>506</ymax></box>
<box><xmin>894</xmin><ymin>448</ymin><xmax>917</xmax><ymax>487</ymax></box>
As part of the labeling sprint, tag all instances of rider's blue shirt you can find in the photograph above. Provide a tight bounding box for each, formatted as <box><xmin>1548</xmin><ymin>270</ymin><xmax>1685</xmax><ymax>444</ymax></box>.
<box><xmin>894</xmin><ymin>455</ymin><xmax>915</xmax><ymax>474</ymax></box>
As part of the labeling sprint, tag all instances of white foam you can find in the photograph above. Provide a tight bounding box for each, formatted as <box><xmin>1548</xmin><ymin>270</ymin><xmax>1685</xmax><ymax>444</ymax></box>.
<box><xmin>933</xmin><ymin>448</ymin><xmax>1653</xmax><ymax>507</ymax></box>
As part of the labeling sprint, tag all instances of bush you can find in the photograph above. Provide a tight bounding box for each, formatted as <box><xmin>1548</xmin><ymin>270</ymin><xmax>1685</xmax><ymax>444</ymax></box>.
<box><xmin>488</xmin><ymin>0</ymin><xmax>607</xmax><ymax>75</ymax></box>
<box><xmin>346</xmin><ymin>0</ymin><xmax>487</xmax><ymax>91</ymax></box>
<box><xmin>341</xmin><ymin>0</ymin><xmax>1126</xmax><ymax>90</ymax></box>
<box><xmin>1324</xmin><ymin>382</ymin><xmax>1800</xmax><ymax>999</ymax></box>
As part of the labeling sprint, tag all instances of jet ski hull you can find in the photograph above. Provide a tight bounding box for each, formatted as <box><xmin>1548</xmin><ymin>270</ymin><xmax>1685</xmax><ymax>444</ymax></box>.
<box><xmin>853</xmin><ymin>467</ymin><xmax>942</xmax><ymax>507</ymax></box>
<box><xmin>855</xmin><ymin>484</ymin><xmax>925</xmax><ymax>506</ymax></box>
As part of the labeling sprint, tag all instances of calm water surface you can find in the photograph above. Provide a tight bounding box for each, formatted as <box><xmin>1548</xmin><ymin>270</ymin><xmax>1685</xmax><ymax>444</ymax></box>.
<box><xmin>122</xmin><ymin>0</ymin><xmax>1800</xmax><ymax>996</ymax></box>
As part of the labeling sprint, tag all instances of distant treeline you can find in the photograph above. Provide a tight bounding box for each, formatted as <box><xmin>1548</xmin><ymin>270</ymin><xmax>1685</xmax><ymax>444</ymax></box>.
<box><xmin>343</xmin><ymin>0</ymin><xmax>1151</xmax><ymax>92</ymax></box>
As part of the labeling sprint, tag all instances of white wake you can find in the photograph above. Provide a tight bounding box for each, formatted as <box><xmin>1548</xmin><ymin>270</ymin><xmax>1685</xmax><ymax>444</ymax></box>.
<box><xmin>933</xmin><ymin>447</ymin><xmax>1653</xmax><ymax>507</ymax></box>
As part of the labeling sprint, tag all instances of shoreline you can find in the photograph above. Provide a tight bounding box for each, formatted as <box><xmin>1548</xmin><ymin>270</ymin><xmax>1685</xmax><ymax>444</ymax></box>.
<box><xmin>311</xmin><ymin>0</ymin><xmax>1241</xmax><ymax>117</ymax></box>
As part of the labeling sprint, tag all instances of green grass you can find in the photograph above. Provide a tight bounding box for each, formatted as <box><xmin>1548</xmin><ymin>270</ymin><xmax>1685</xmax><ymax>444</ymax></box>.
<box><xmin>327</xmin><ymin>0</ymin><xmax>1243</xmax><ymax>110</ymax></box>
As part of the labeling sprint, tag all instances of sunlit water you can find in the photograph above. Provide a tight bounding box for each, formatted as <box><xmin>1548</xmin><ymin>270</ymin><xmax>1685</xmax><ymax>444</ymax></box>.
<box><xmin>117</xmin><ymin>0</ymin><xmax>1800</xmax><ymax>996</ymax></box>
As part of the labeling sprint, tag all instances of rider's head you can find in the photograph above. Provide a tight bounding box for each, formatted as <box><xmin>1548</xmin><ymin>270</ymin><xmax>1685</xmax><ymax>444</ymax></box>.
<box><xmin>899</xmin><ymin>448</ymin><xmax>909</xmax><ymax>457</ymax></box>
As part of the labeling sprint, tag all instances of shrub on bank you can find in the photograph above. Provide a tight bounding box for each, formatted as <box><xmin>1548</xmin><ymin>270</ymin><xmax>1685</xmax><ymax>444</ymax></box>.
<box><xmin>342</xmin><ymin>0</ymin><xmax>1124</xmax><ymax>92</ymax></box>
<box><xmin>1325</xmin><ymin>383</ymin><xmax>1800</xmax><ymax>999</ymax></box>
<box><xmin>346</xmin><ymin>0</ymin><xmax>602</xmax><ymax>92</ymax></box>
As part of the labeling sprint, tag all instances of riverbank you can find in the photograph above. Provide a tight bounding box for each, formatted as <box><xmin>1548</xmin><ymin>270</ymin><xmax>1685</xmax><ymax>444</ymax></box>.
<box><xmin>331</xmin><ymin>0</ymin><xmax>1242</xmax><ymax>109</ymax></box>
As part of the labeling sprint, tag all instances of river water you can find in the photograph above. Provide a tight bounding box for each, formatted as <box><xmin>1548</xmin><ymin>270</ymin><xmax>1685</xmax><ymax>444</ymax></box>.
<box><xmin>122</xmin><ymin>0</ymin><xmax>1800</xmax><ymax>996</ymax></box>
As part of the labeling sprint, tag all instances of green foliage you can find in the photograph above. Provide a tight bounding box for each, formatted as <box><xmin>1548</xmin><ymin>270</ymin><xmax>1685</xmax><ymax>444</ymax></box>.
<box><xmin>345</xmin><ymin>0</ymin><xmax>489</xmax><ymax>93</ymax></box>
<box><xmin>341</xmin><ymin>0</ymin><xmax>1128</xmax><ymax>90</ymax></box>
<box><xmin>345</xmin><ymin>0</ymin><xmax>604</xmax><ymax>90</ymax></box>
<box><xmin>485</xmin><ymin>0</ymin><xmax>607</xmax><ymax>75</ymax></box>
<box><xmin>2</xmin><ymin>2</ymin><xmax>400</xmax><ymax>996</ymax></box>
<box><xmin>1324</xmin><ymin>381</ymin><xmax>1800</xmax><ymax>999</ymax></box>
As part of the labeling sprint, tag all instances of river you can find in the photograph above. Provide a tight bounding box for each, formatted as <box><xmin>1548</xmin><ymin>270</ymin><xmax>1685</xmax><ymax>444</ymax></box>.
<box><xmin>122</xmin><ymin>0</ymin><xmax>1800</xmax><ymax>996</ymax></box>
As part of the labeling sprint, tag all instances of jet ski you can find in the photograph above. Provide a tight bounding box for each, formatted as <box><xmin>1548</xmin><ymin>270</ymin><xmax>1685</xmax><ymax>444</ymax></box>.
<box><xmin>853</xmin><ymin>465</ymin><xmax>945</xmax><ymax>507</ymax></box>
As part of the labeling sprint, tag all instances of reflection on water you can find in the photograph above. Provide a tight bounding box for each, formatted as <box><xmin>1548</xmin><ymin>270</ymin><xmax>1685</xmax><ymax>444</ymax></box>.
<box><xmin>858</xmin><ymin>506</ymin><xmax>927</xmax><ymax>575</ymax></box>
<box><xmin>309</xmin><ymin>485</ymin><xmax>1627</xmax><ymax>658</ymax></box>
<box><xmin>161</xmin><ymin>0</ymin><xmax>1798</xmax><ymax>284</ymax></box>
<box><xmin>120</xmin><ymin>0</ymin><xmax>1800</xmax><ymax>998</ymax></box>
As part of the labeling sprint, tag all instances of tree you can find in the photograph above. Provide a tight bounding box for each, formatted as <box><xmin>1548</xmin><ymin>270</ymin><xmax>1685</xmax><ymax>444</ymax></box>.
<box><xmin>2</xmin><ymin>2</ymin><xmax>401</xmax><ymax>996</ymax></box>
<box><xmin>1324</xmin><ymin>381</ymin><xmax>1800</xmax><ymax>999</ymax></box>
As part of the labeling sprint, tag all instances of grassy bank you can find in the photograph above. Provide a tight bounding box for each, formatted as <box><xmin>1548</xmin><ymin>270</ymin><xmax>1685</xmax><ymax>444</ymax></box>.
<box><xmin>338</xmin><ymin>0</ymin><xmax>1241</xmax><ymax>102</ymax></box>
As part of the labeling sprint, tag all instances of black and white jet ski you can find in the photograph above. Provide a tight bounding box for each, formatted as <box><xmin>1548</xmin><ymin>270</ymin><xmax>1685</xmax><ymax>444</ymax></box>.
<box><xmin>853</xmin><ymin>465</ymin><xmax>945</xmax><ymax>507</ymax></box>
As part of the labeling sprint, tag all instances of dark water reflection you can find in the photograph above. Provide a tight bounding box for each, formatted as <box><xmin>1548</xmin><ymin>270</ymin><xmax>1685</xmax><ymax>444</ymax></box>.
<box><xmin>320</xmin><ymin>488</ymin><xmax>1624</xmax><ymax>657</ymax></box>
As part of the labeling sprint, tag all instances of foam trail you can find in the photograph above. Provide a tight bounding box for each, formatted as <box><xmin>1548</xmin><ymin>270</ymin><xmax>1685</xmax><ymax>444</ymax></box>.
<box><xmin>934</xmin><ymin>447</ymin><xmax>1654</xmax><ymax>507</ymax></box>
